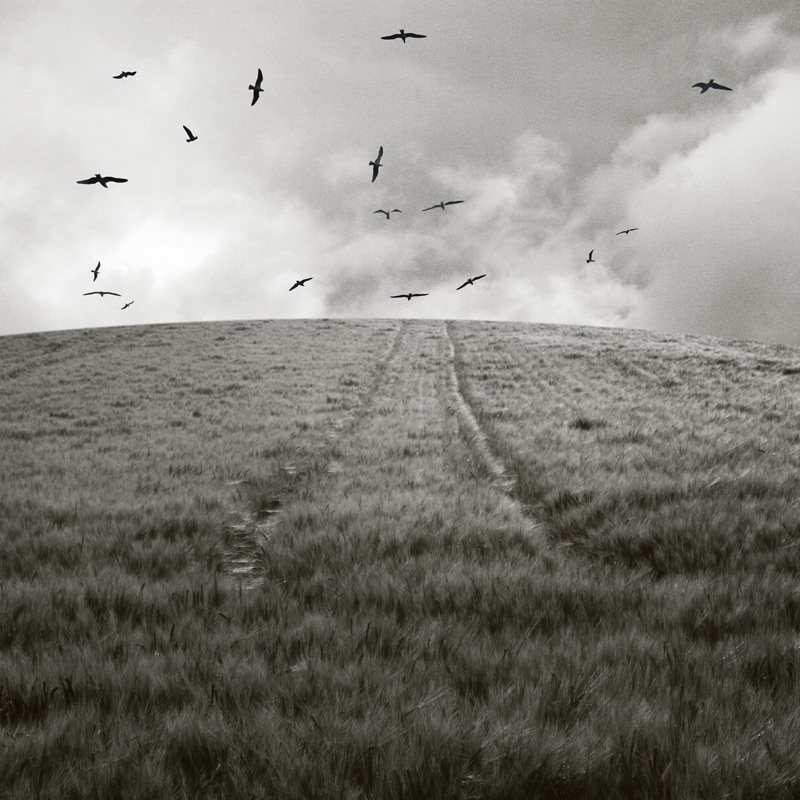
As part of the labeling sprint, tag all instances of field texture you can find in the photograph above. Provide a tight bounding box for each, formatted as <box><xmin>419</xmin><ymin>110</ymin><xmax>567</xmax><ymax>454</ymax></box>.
<box><xmin>1</xmin><ymin>318</ymin><xmax>800</xmax><ymax>799</ymax></box>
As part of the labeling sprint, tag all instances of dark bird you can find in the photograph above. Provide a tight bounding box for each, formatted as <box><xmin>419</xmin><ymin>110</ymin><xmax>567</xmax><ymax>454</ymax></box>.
<box><xmin>374</xmin><ymin>209</ymin><xmax>401</xmax><ymax>219</ymax></box>
<box><xmin>616</xmin><ymin>228</ymin><xmax>638</xmax><ymax>235</ymax></box>
<box><xmin>121</xmin><ymin>301</ymin><xmax>134</xmax><ymax>310</ymax></box>
<box><xmin>692</xmin><ymin>79</ymin><xmax>732</xmax><ymax>93</ymax></box>
<box><xmin>370</xmin><ymin>146</ymin><xmax>384</xmax><ymax>182</ymax></box>
<box><xmin>83</xmin><ymin>291</ymin><xmax>121</xmax><ymax>297</ymax></box>
<box><xmin>586</xmin><ymin>250</ymin><xmax>595</xmax><ymax>263</ymax></box>
<box><xmin>422</xmin><ymin>200</ymin><xmax>464</xmax><ymax>211</ymax></box>
<box><xmin>183</xmin><ymin>125</ymin><xmax>198</xmax><ymax>142</ymax></box>
<box><xmin>249</xmin><ymin>68</ymin><xmax>264</xmax><ymax>105</ymax></box>
<box><xmin>113</xmin><ymin>71</ymin><xmax>136</xmax><ymax>79</ymax></box>
<box><xmin>290</xmin><ymin>278</ymin><xmax>312</xmax><ymax>291</ymax></box>
<box><xmin>381</xmin><ymin>29</ymin><xmax>426</xmax><ymax>42</ymax></box>
<box><xmin>76</xmin><ymin>174</ymin><xmax>128</xmax><ymax>188</ymax></box>
<box><xmin>90</xmin><ymin>262</ymin><xmax>101</xmax><ymax>281</ymax></box>
<box><xmin>391</xmin><ymin>292</ymin><xmax>428</xmax><ymax>300</ymax></box>
<box><xmin>456</xmin><ymin>274</ymin><xmax>486</xmax><ymax>290</ymax></box>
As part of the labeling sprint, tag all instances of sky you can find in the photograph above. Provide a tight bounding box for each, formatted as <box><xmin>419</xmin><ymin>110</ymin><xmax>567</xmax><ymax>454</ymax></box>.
<box><xmin>1</xmin><ymin>0</ymin><xmax>799</xmax><ymax>344</ymax></box>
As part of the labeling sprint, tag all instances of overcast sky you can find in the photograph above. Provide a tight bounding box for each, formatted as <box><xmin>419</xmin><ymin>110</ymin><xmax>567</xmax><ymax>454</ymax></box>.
<box><xmin>2</xmin><ymin>1</ymin><xmax>799</xmax><ymax>344</ymax></box>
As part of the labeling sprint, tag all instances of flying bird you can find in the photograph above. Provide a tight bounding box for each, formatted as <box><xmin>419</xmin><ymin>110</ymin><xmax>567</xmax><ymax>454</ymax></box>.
<box><xmin>112</xmin><ymin>71</ymin><xmax>136</xmax><ymax>79</ymax></box>
<box><xmin>183</xmin><ymin>125</ymin><xmax>198</xmax><ymax>142</ymax></box>
<box><xmin>391</xmin><ymin>293</ymin><xmax>428</xmax><ymax>300</ymax></box>
<box><xmin>370</xmin><ymin>147</ymin><xmax>384</xmax><ymax>182</ymax></box>
<box><xmin>616</xmin><ymin>228</ymin><xmax>638</xmax><ymax>235</ymax></box>
<box><xmin>456</xmin><ymin>274</ymin><xmax>486</xmax><ymax>290</ymax></box>
<box><xmin>83</xmin><ymin>291</ymin><xmax>120</xmax><ymax>297</ymax></box>
<box><xmin>90</xmin><ymin>262</ymin><xmax>101</xmax><ymax>281</ymax></box>
<box><xmin>692</xmin><ymin>79</ymin><xmax>732</xmax><ymax>93</ymax></box>
<box><xmin>373</xmin><ymin>209</ymin><xmax>401</xmax><ymax>219</ymax></box>
<box><xmin>76</xmin><ymin>174</ymin><xmax>128</xmax><ymax>188</ymax></box>
<box><xmin>586</xmin><ymin>250</ymin><xmax>595</xmax><ymax>263</ymax></box>
<box><xmin>422</xmin><ymin>200</ymin><xmax>464</xmax><ymax>211</ymax></box>
<box><xmin>121</xmin><ymin>301</ymin><xmax>134</xmax><ymax>310</ymax></box>
<box><xmin>381</xmin><ymin>29</ymin><xmax>426</xmax><ymax>42</ymax></box>
<box><xmin>290</xmin><ymin>278</ymin><xmax>312</xmax><ymax>291</ymax></box>
<box><xmin>249</xmin><ymin>68</ymin><xmax>264</xmax><ymax>105</ymax></box>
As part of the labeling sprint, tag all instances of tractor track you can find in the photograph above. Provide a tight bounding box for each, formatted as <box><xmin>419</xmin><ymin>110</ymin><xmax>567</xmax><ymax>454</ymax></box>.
<box><xmin>442</xmin><ymin>321</ymin><xmax>542</xmax><ymax>534</ymax></box>
<box><xmin>221</xmin><ymin>319</ymin><xmax>547</xmax><ymax>586</ymax></box>
<box><xmin>220</xmin><ymin>322</ymin><xmax>406</xmax><ymax>587</ymax></box>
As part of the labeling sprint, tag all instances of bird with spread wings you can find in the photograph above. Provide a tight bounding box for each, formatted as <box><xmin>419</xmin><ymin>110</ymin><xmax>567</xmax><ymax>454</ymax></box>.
<box><xmin>456</xmin><ymin>275</ymin><xmax>486</xmax><ymax>290</ymax></box>
<box><xmin>422</xmin><ymin>200</ymin><xmax>464</xmax><ymax>211</ymax></box>
<box><xmin>76</xmin><ymin>174</ymin><xmax>128</xmax><ymax>188</ymax></box>
<box><xmin>381</xmin><ymin>30</ymin><xmax>426</xmax><ymax>42</ymax></box>
<box><xmin>370</xmin><ymin>147</ymin><xmax>384</xmax><ymax>182</ymax></box>
<box><xmin>692</xmin><ymin>79</ymin><xmax>732</xmax><ymax>93</ymax></box>
<box><xmin>249</xmin><ymin>68</ymin><xmax>264</xmax><ymax>106</ymax></box>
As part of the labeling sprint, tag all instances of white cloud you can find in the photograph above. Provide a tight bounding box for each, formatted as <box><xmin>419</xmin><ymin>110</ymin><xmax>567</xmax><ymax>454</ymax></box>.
<box><xmin>617</xmin><ymin>68</ymin><xmax>800</xmax><ymax>343</ymax></box>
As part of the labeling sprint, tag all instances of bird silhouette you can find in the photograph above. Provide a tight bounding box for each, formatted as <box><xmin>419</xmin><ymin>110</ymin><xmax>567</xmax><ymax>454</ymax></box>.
<box><xmin>112</xmin><ymin>71</ymin><xmax>136</xmax><ymax>79</ymax></box>
<box><xmin>83</xmin><ymin>291</ymin><xmax>121</xmax><ymax>297</ymax></box>
<box><xmin>290</xmin><ymin>278</ymin><xmax>312</xmax><ymax>291</ymax></box>
<box><xmin>381</xmin><ymin>30</ymin><xmax>426</xmax><ymax>42</ymax></box>
<box><xmin>370</xmin><ymin>147</ymin><xmax>384</xmax><ymax>182</ymax></box>
<box><xmin>183</xmin><ymin>125</ymin><xmax>198</xmax><ymax>142</ymax></box>
<box><xmin>391</xmin><ymin>293</ymin><xmax>428</xmax><ymax>300</ymax></box>
<box><xmin>692</xmin><ymin>79</ymin><xmax>732</xmax><ymax>93</ymax></box>
<box><xmin>456</xmin><ymin>274</ymin><xmax>486</xmax><ymax>290</ymax></box>
<box><xmin>373</xmin><ymin>209</ymin><xmax>401</xmax><ymax>219</ymax></box>
<box><xmin>90</xmin><ymin>262</ymin><xmax>101</xmax><ymax>281</ymax></box>
<box><xmin>121</xmin><ymin>301</ymin><xmax>134</xmax><ymax>310</ymax></box>
<box><xmin>249</xmin><ymin>68</ymin><xmax>264</xmax><ymax>105</ymax></box>
<box><xmin>77</xmin><ymin>174</ymin><xmax>128</xmax><ymax>188</ymax></box>
<box><xmin>422</xmin><ymin>200</ymin><xmax>464</xmax><ymax>211</ymax></box>
<box><xmin>616</xmin><ymin>228</ymin><xmax>638</xmax><ymax>235</ymax></box>
<box><xmin>586</xmin><ymin>250</ymin><xmax>595</xmax><ymax>263</ymax></box>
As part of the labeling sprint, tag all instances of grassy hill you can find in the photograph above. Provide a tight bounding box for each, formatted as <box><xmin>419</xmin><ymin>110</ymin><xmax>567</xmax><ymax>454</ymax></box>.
<box><xmin>2</xmin><ymin>318</ymin><xmax>800</xmax><ymax>799</ymax></box>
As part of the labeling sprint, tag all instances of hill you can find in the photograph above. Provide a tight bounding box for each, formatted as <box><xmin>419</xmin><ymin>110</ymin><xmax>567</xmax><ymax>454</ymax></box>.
<box><xmin>2</xmin><ymin>318</ymin><xmax>800</xmax><ymax>799</ymax></box>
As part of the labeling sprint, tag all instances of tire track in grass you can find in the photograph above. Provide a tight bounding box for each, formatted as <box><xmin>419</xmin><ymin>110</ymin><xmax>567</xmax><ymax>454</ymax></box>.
<box><xmin>443</xmin><ymin>321</ymin><xmax>514</xmax><ymax>491</ymax></box>
<box><xmin>443</xmin><ymin>320</ymin><xmax>543</xmax><ymax>534</ymax></box>
<box><xmin>325</xmin><ymin>320</ymin><xmax>407</xmax><ymax>451</ymax></box>
<box><xmin>221</xmin><ymin>322</ymin><xmax>405</xmax><ymax>587</ymax></box>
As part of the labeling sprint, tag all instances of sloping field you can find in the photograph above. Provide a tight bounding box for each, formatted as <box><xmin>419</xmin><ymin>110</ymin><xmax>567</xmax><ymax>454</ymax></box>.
<box><xmin>1</xmin><ymin>318</ymin><xmax>800</xmax><ymax>798</ymax></box>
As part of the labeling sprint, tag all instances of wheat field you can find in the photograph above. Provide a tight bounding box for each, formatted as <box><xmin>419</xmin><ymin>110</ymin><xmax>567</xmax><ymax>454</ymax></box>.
<box><xmin>1</xmin><ymin>318</ymin><xmax>800</xmax><ymax>799</ymax></box>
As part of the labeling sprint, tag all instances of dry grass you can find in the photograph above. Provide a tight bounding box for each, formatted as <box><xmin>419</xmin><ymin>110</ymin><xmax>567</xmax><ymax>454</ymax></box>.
<box><xmin>1</xmin><ymin>317</ymin><xmax>800</xmax><ymax>798</ymax></box>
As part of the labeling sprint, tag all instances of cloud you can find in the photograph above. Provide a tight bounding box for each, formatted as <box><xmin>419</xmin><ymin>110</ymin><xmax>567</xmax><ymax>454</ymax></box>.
<box><xmin>614</xmin><ymin>67</ymin><xmax>800</xmax><ymax>344</ymax></box>
<box><xmin>2</xmin><ymin>5</ymin><xmax>800</xmax><ymax>345</ymax></box>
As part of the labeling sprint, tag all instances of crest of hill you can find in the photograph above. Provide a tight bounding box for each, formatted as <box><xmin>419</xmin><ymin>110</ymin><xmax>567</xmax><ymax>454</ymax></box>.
<box><xmin>2</xmin><ymin>317</ymin><xmax>800</xmax><ymax>382</ymax></box>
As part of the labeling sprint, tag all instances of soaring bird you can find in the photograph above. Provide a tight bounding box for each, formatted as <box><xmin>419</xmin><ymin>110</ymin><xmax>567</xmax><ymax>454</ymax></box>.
<box><xmin>113</xmin><ymin>71</ymin><xmax>136</xmax><ymax>79</ymax></box>
<box><xmin>391</xmin><ymin>292</ymin><xmax>428</xmax><ymax>300</ymax></box>
<box><xmin>121</xmin><ymin>301</ymin><xmax>134</xmax><ymax>310</ymax></box>
<box><xmin>422</xmin><ymin>200</ymin><xmax>464</xmax><ymax>211</ymax></box>
<box><xmin>692</xmin><ymin>79</ymin><xmax>732</xmax><ymax>93</ymax></box>
<box><xmin>586</xmin><ymin>250</ymin><xmax>595</xmax><ymax>263</ymax></box>
<box><xmin>76</xmin><ymin>174</ymin><xmax>128</xmax><ymax>188</ymax></box>
<box><xmin>370</xmin><ymin>146</ymin><xmax>384</xmax><ymax>182</ymax></box>
<box><xmin>249</xmin><ymin>68</ymin><xmax>264</xmax><ymax>105</ymax></box>
<box><xmin>373</xmin><ymin>209</ymin><xmax>401</xmax><ymax>219</ymax></box>
<box><xmin>616</xmin><ymin>228</ymin><xmax>638</xmax><ymax>235</ymax></box>
<box><xmin>83</xmin><ymin>291</ymin><xmax>120</xmax><ymax>297</ymax></box>
<box><xmin>90</xmin><ymin>262</ymin><xmax>101</xmax><ymax>281</ymax></box>
<box><xmin>290</xmin><ymin>278</ymin><xmax>312</xmax><ymax>291</ymax></box>
<box><xmin>456</xmin><ymin>274</ymin><xmax>486</xmax><ymax>290</ymax></box>
<box><xmin>381</xmin><ymin>29</ymin><xmax>426</xmax><ymax>42</ymax></box>
<box><xmin>183</xmin><ymin>125</ymin><xmax>198</xmax><ymax>142</ymax></box>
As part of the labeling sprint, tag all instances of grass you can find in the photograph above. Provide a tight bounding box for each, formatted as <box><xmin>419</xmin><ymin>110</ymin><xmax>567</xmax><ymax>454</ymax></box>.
<box><xmin>1</xmin><ymin>317</ymin><xmax>800</xmax><ymax>797</ymax></box>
